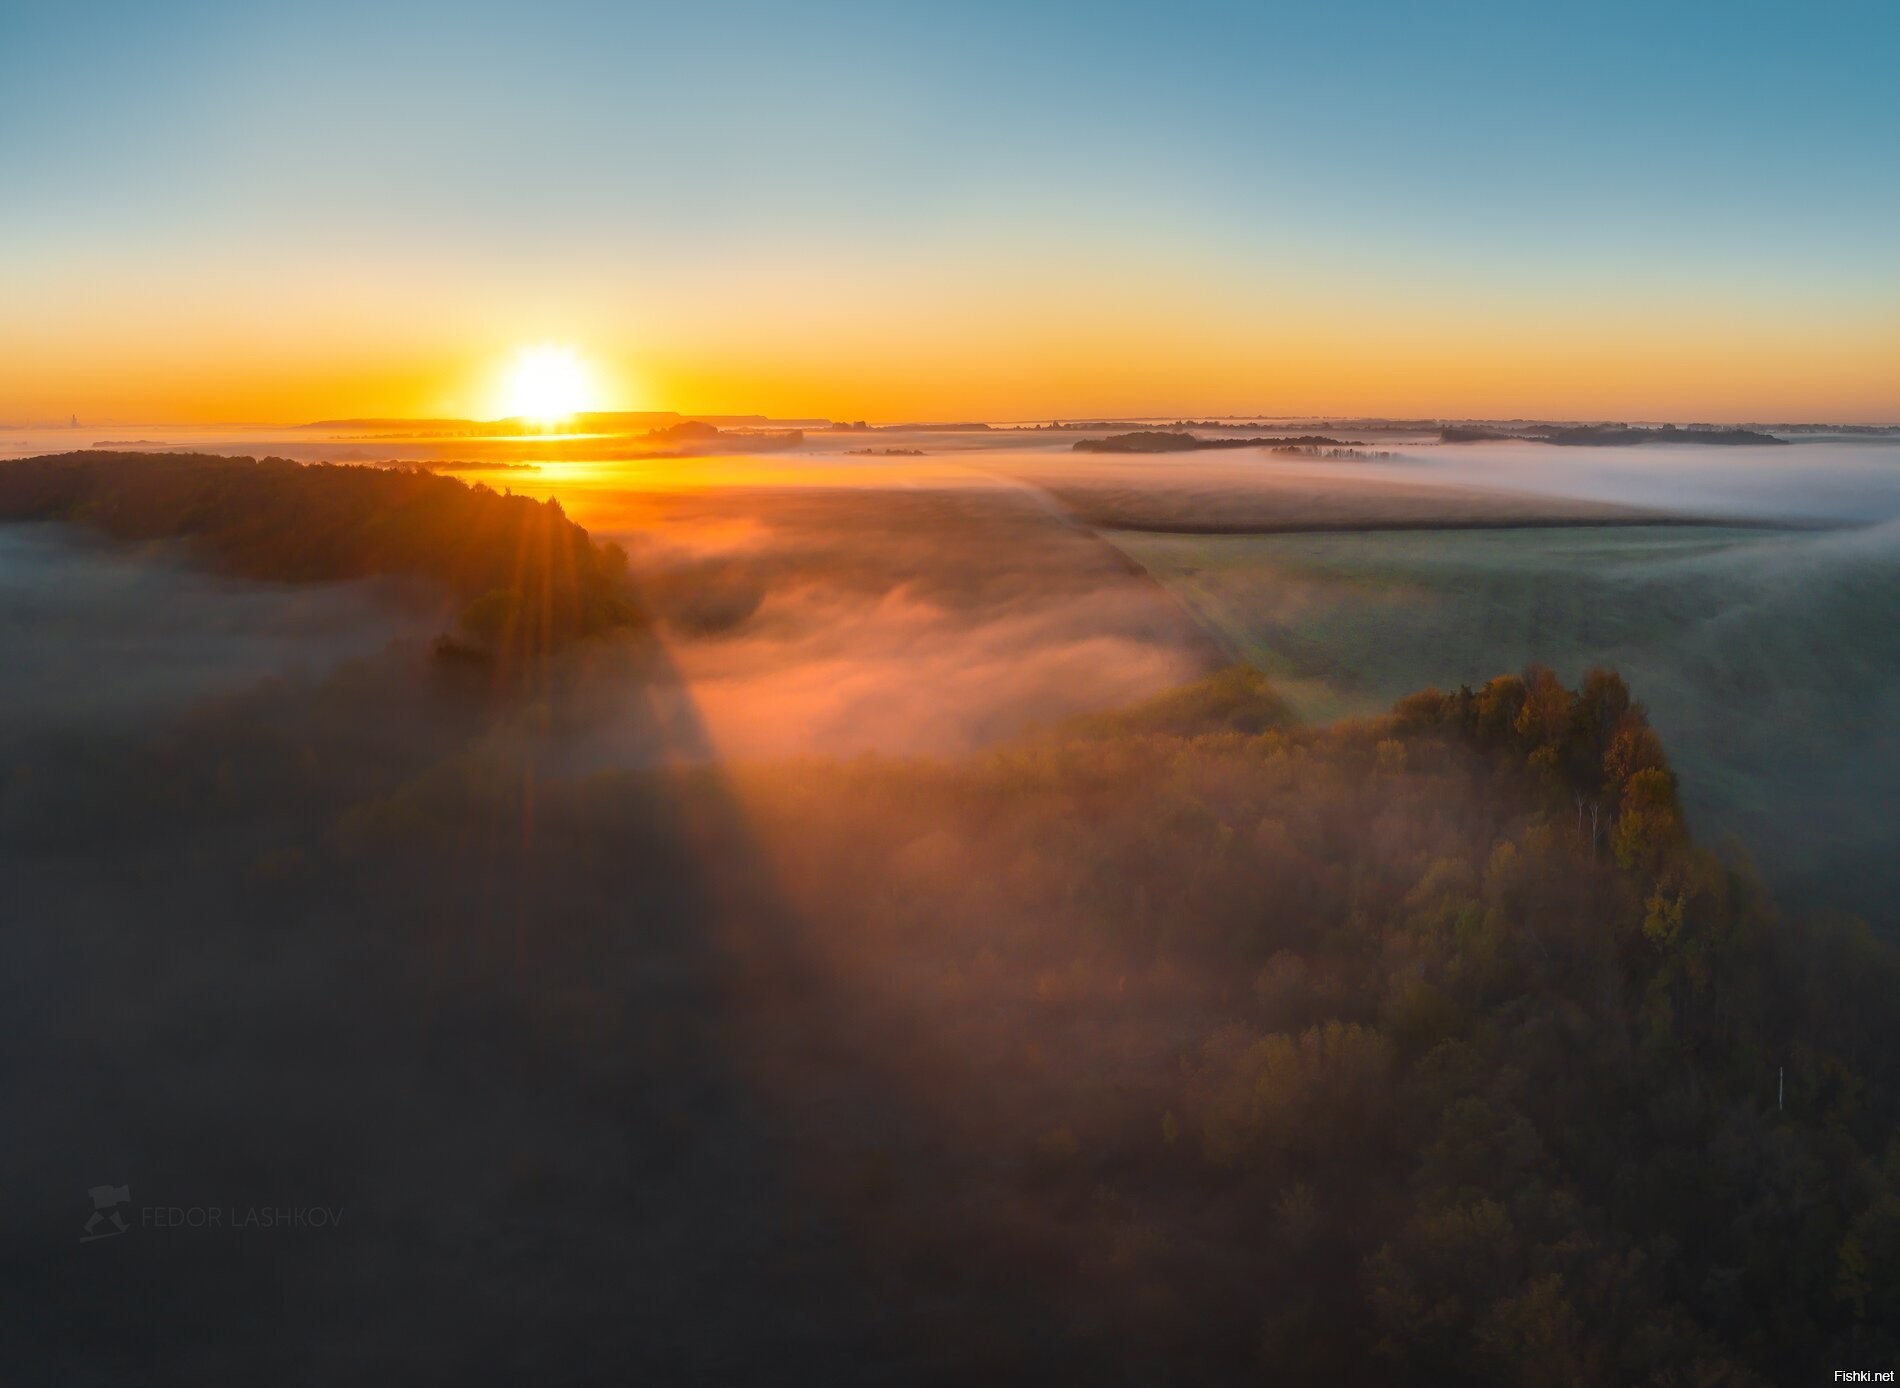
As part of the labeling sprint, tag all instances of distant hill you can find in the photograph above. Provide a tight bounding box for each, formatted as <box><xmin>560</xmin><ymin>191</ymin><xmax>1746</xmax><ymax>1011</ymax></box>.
<box><xmin>300</xmin><ymin>417</ymin><xmax>497</xmax><ymax>433</ymax></box>
<box><xmin>1538</xmin><ymin>423</ymin><xmax>1785</xmax><ymax>446</ymax></box>
<box><xmin>1439</xmin><ymin>425</ymin><xmax>1520</xmax><ymax>443</ymax></box>
<box><xmin>1442</xmin><ymin>423</ymin><xmax>1786</xmax><ymax>446</ymax></box>
<box><xmin>1074</xmin><ymin>431</ymin><xmax>1355</xmax><ymax>453</ymax></box>
<box><xmin>0</xmin><ymin>451</ymin><xmax>639</xmax><ymax>666</ymax></box>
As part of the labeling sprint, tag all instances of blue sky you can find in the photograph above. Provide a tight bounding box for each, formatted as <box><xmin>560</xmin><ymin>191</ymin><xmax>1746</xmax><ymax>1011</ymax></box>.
<box><xmin>4</xmin><ymin>1</ymin><xmax>1897</xmax><ymax>420</ymax></box>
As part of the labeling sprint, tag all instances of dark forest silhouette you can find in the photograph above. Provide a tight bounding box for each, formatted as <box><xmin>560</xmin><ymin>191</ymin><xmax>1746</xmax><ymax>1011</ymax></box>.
<box><xmin>0</xmin><ymin>452</ymin><xmax>638</xmax><ymax>666</ymax></box>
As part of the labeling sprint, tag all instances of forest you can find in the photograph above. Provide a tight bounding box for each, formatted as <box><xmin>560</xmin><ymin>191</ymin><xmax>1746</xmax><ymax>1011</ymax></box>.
<box><xmin>6</xmin><ymin>453</ymin><xmax>1897</xmax><ymax>1384</ymax></box>
<box><xmin>702</xmin><ymin>664</ymin><xmax>1900</xmax><ymax>1383</ymax></box>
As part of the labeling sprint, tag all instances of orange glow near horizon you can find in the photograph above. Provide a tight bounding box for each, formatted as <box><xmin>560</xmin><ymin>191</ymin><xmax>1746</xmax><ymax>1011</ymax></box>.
<box><xmin>3</xmin><ymin>268</ymin><xmax>1899</xmax><ymax>427</ymax></box>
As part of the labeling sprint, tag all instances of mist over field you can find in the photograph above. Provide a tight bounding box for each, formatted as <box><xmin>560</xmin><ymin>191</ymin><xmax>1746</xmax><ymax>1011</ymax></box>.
<box><xmin>1352</xmin><ymin>438</ymin><xmax>1900</xmax><ymax>526</ymax></box>
<box><xmin>8</xmin><ymin>428</ymin><xmax>1897</xmax><ymax>902</ymax></box>
<box><xmin>424</xmin><ymin>431</ymin><xmax>1900</xmax><ymax>926</ymax></box>
<box><xmin>560</xmin><ymin>433</ymin><xmax>1900</xmax><ymax>924</ymax></box>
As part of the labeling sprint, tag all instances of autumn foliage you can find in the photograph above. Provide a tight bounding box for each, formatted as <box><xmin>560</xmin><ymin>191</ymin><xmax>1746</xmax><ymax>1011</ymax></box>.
<box><xmin>705</xmin><ymin>664</ymin><xmax>1900</xmax><ymax>1383</ymax></box>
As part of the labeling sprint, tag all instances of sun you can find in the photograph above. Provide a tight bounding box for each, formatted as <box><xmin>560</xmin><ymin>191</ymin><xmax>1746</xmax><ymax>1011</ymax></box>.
<box><xmin>500</xmin><ymin>344</ymin><xmax>598</xmax><ymax>427</ymax></box>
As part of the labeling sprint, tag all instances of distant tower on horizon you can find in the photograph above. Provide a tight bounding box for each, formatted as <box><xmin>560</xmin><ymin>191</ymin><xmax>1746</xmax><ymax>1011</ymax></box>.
<box><xmin>69</xmin><ymin>413</ymin><xmax>79</xmax><ymax>428</ymax></box>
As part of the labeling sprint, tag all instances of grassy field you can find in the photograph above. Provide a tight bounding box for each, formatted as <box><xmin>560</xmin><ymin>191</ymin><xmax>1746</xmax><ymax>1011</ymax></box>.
<box><xmin>1114</xmin><ymin>523</ymin><xmax>1900</xmax><ymax>926</ymax></box>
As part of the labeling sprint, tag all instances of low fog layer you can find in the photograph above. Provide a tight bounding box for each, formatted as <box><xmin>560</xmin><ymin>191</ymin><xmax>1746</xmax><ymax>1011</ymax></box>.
<box><xmin>15</xmin><ymin>420</ymin><xmax>1899</xmax><ymax>525</ymax></box>
<box><xmin>0</xmin><ymin>525</ymin><xmax>451</xmax><ymax>743</ymax></box>
<box><xmin>1407</xmin><ymin>437</ymin><xmax>1900</xmax><ymax>525</ymax></box>
<box><xmin>559</xmin><ymin>483</ymin><xmax>1221</xmax><ymax>758</ymax></box>
<box><xmin>529</xmin><ymin>441</ymin><xmax>1900</xmax><ymax>920</ymax></box>
<box><xmin>20</xmin><ymin>434</ymin><xmax>1886</xmax><ymax>909</ymax></box>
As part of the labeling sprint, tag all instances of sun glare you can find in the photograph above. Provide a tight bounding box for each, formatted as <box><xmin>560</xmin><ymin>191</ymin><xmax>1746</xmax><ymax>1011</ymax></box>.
<box><xmin>500</xmin><ymin>344</ymin><xmax>598</xmax><ymax>427</ymax></box>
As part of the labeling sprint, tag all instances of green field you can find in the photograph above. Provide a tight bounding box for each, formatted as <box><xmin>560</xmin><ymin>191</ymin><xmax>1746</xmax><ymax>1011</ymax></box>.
<box><xmin>1114</xmin><ymin>523</ymin><xmax>1900</xmax><ymax>925</ymax></box>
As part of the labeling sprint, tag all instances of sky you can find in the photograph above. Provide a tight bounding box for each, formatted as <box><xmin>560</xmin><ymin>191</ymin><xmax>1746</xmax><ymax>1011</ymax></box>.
<box><xmin>3</xmin><ymin>0</ymin><xmax>1898</xmax><ymax>424</ymax></box>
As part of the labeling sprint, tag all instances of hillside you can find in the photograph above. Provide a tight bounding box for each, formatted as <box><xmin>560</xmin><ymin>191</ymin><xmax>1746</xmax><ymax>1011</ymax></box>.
<box><xmin>0</xmin><ymin>451</ymin><xmax>640</xmax><ymax>663</ymax></box>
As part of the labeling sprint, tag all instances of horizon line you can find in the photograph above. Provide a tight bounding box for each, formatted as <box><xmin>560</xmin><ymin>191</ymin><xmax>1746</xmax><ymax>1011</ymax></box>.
<box><xmin>6</xmin><ymin>411</ymin><xmax>1900</xmax><ymax>432</ymax></box>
